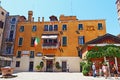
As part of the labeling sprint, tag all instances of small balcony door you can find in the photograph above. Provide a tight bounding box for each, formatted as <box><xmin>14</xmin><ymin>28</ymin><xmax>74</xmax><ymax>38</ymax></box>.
<box><xmin>9</xmin><ymin>30</ymin><xmax>14</xmax><ymax>41</ymax></box>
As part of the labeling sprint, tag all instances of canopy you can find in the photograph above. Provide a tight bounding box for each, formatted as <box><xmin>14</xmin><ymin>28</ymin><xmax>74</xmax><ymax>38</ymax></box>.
<box><xmin>41</xmin><ymin>35</ymin><xmax>58</xmax><ymax>39</ymax></box>
<box><xmin>42</xmin><ymin>56</ymin><xmax>55</xmax><ymax>60</ymax></box>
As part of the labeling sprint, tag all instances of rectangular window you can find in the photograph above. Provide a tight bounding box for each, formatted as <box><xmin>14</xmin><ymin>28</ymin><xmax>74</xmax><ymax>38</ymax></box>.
<box><xmin>16</xmin><ymin>61</ymin><xmax>20</xmax><ymax>67</ymax></box>
<box><xmin>78</xmin><ymin>24</ymin><xmax>83</xmax><ymax>30</ymax></box>
<box><xmin>6</xmin><ymin>46</ymin><xmax>12</xmax><ymax>54</ymax></box>
<box><xmin>32</xmin><ymin>25</ymin><xmax>37</xmax><ymax>32</ymax></box>
<box><xmin>49</xmin><ymin>25</ymin><xmax>53</xmax><ymax>31</ymax></box>
<box><xmin>98</xmin><ymin>23</ymin><xmax>103</xmax><ymax>30</ymax></box>
<box><xmin>0</xmin><ymin>21</ymin><xmax>4</xmax><ymax>28</ymax></box>
<box><xmin>44</xmin><ymin>25</ymin><xmax>48</xmax><ymax>31</ymax></box>
<box><xmin>62</xmin><ymin>24</ymin><xmax>67</xmax><ymax>31</ymax></box>
<box><xmin>11</xmin><ymin>25</ymin><xmax>15</xmax><ymax>30</ymax></box>
<box><xmin>54</xmin><ymin>25</ymin><xmax>58</xmax><ymax>31</ymax></box>
<box><xmin>4</xmin><ymin>61</ymin><xmax>11</xmax><ymax>67</ymax></box>
<box><xmin>9</xmin><ymin>31</ymin><xmax>14</xmax><ymax>40</ymax></box>
<box><xmin>30</xmin><ymin>51</ymin><xmax>34</xmax><ymax>58</ymax></box>
<box><xmin>16</xmin><ymin>51</ymin><xmax>21</xmax><ymax>58</ymax></box>
<box><xmin>31</xmin><ymin>37</ymin><xmax>35</xmax><ymax>46</ymax></box>
<box><xmin>19</xmin><ymin>26</ymin><xmax>24</xmax><ymax>32</ymax></box>
<box><xmin>62</xmin><ymin>36</ymin><xmax>67</xmax><ymax>46</ymax></box>
<box><xmin>78</xmin><ymin>36</ymin><xmax>85</xmax><ymax>45</ymax></box>
<box><xmin>18</xmin><ymin>37</ymin><xmax>23</xmax><ymax>46</ymax></box>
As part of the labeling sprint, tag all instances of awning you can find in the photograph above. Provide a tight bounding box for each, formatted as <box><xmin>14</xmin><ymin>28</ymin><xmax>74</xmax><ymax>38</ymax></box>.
<box><xmin>42</xmin><ymin>56</ymin><xmax>55</xmax><ymax>60</ymax></box>
<box><xmin>41</xmin><ymin>35</ymin><xmax>58</xmax><ymax>39</ymax></box>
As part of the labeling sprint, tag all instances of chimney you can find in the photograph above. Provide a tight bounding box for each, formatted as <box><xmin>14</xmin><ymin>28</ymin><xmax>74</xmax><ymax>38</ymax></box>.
<box><xmin>42</xmin><ymin>17</ymin><xmax>44</xmax><ymax>22</ymax></box>
<box><xmin>38</xmin><ymin>17</ymin><xmax>40</xmax><ymax>22</ymax></box>
<box><xmin>28</xmin><ymin>11</ymin><xmax>33</xmax><ymax>22</ymax></box>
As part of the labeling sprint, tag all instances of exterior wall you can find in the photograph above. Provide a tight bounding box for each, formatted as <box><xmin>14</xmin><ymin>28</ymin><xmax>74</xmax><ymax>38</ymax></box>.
<box><xmin>13</xmin><ymin>14</ymin><xmax>106</xmax><ymax>72</ymax></box>
<box><xmin>14</xmin><ymin>19</ymin><xmax>106</xmax><ymax>57</ymax></box>
<box><xmin>2</xmin><ymin>16</ymin><xmax>19</xmax><ymax>56</ymax></box>
<box><xmin>13</xmin><ymin>56</ymin><xmax>81</xmax><ymax>72</ymax></box>
<box><xmin>55</xmin><ymin>57</ymin><xmax>81</xmax><ymax>72</ymax></box>
<box><xmin>13</xmin><ymin>56</ymin><xmax>29</xmax><ymax>72</ymax></box>
<box><xmin>0</xmin><ymin>7</ymin><xmax>7</xmax><ymax>50</ymax></box>
<box><xmin>116</xmin><ymin>0</ymin><xmax>120</xmax><ymax>23</ymax></box>
<box><xmin>116</xmin><ymin>0</ymin><xmax>120</xmax><ymax>16</ymax></box>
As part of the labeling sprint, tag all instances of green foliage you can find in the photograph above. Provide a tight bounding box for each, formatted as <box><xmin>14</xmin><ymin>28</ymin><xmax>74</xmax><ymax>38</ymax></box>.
<box><xmin>83</xmin><ymin>63</ymin><xmax>91</xmax><ymax>72</ymax></box>
<box><xmin>82</xmin><ymin>70</ymin><xmax>88</xmax><ymax>76</ymax></box>
<box><xmin>81</xmin><ymin>61</ymin><xmax>92</xmax><ymax>76</ymax></box>
<box><xmin>86</xmin><ymin>45</ymin><xmax>120</xmax><ymax>59</ymax></box>
<box><xmin>40</xmin><ymin>61</ymin><xmax>44</xmax><ymax>69</ymax></box>
<box><xmin>36</xmin><ymin>65</ymin><xmax>41</xmax><ymax>70</ymax></box>
<box><xmin>80</xmin><ymin>62</ymin><xmax>86</xmax><ymax>67</ymax></box>
<box><xmin>36</xmin><ymin>61</ymin><xmax>44</xmax><ymax>71</ymax></box>
<box><xmin>55</xmin><ymin>62</ymin><xmax>61</xmax><ymax>69</ymax></box>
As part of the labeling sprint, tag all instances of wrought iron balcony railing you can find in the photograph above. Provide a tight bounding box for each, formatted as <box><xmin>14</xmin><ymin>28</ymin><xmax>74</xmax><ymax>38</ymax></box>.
<box><xmin>5</xmin><ymin>38</ymin><xmax>14</xmax><ymax>43</ymax></box>
<box><xmin>42</xmin><ymin>43</ymin><xmax>59</xmax><ymax>48</ymax></box>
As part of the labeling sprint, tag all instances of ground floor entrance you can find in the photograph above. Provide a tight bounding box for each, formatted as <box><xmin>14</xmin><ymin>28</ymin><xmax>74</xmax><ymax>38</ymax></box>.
<box><xmin>29</xmin><ymin>61</ymin><xmax>34</xmax><ymax>71</ymax></box>
<box><xmin>14</xmin><ymin>57</ymin><xmax>80</xmax><ymax>72</ymax></box>
<box><xmin>46</xmin><ymin>60</ymin><xmax>53</xmax><ymax>72</ymax></box>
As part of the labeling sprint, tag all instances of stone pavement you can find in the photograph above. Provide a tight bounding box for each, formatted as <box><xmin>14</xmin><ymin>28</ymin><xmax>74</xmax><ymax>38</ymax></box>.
<box><xmin>0</xmin><ymin>72</ymin><xmax>119</xmax><ymax>80</ymax></box>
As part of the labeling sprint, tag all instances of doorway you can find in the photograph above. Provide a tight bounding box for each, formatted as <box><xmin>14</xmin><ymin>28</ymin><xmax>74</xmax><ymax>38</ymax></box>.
<box><xmin>46</xmin><ymin>60</ymin><xmax>53</xmax><ymax>72</ymax></box>
<box><xmin>62</xmin><ymin>61</ymin><xmax>67</xmax><ymax>72</ymax></box>
<box><xmin>29</xmin><ymin>61</ymin><xmax>34</xmax><ymax>71</ymax></box>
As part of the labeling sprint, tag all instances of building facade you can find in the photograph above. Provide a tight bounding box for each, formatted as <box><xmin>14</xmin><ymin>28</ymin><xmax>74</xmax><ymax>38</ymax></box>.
<box><xmin>0</xmin><ymin>6</ymin><xmax>10</xmax><ymax>73</ymax></box>
<box><xmin>0</xmin><ymin>6</ymin><xmax>8</xmax><ymax>50</ymax></box>
<box><xmin>13</xmin><ymin>11</ymin><xmax>106</xmax><ymax>72</ymax></box>
<box><xmin>116</xmin><ymin>0</ymin><xmax>120</xmax><ymax>23</ymax></box>
<box><xmin>1</xmin><ymin>15</ymin><xmax>26</xmax><ymax>68</ymax></box>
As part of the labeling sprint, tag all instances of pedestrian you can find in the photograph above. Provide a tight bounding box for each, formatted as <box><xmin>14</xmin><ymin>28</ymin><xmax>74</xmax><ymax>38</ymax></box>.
<box><xmin>99</xmin><ymin>68</ymin><xmax>102</xmax><ymax>77</ymax></box>
<box><xmin>112</xmin><ymin>64</ymin><xmax>118</xmax><ymax>79</ymax></box>
<box><xmin>92</xmin><ymin>63</ymin><xmax>96</xmax><ymax>77</ymax></box>
<box><xmin>102</xmin><ymin>63</ymin><xmax>109</xmax><ymax>79</ymax></box>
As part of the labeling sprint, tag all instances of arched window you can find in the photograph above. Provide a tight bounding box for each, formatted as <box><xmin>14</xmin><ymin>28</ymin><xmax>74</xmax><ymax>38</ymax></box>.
<box><xmin>11</xmin><ymin>18</ymin><xmax>16</xmax><ymax>24</ymax></box>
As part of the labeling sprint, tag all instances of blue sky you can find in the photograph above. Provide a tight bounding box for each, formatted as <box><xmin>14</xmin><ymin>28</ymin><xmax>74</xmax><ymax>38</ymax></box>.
<box><xmin>0</xmin><ymin>0</ymin><xmax>120</xmax><ymax>36</ymax></box>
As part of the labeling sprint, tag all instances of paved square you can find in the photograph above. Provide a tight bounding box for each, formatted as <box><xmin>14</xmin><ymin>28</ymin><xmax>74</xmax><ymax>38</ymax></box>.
<box><xmin>0</xmin><ymin>72</ymin><xmax>119</xmax><ymax>80</ymax></box>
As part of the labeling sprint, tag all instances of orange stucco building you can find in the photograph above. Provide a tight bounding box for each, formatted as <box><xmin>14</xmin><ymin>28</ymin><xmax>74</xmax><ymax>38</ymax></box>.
<box><xmin>13</xmin><ymin>11</ymin><xmax>106</xmax><ymax>72</ymax></box>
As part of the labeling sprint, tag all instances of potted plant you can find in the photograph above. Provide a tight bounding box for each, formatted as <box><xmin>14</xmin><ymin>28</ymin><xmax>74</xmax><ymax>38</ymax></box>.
<box><xmin>82</xmin><ymin>70</ymin><xmax>88</xmax><ymax>76</ymax></box>
<box><xmin>55</xmin><ymin>62</ymin><xmax>61</xmax><ymax>71</ymax></box>
<box><xmin>40</xmin><ymin>61</ymin><xmax>44</xmax><ymax>71</ymax></box>
<box><xmin>36</xmin><ymin>65</ymin><xmax>41</xmax><ymax>71</ymax></box>
<box><xmin>36</xmin><ymin>61</ymin><xmax>44</xmax><ymax>72</ymax></box>
<box><xmin>82</xmin><ymin>62</ymin><xmax>91</xmax><ymax>76</ymax></box>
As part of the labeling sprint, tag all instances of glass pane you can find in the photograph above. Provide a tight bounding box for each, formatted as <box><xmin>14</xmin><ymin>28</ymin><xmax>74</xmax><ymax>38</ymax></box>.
<box><xmin>54</xmin><ymin>25</ymin><xmax>58</xmax><ymax>31</ymax></box>
<box><xmin>19</xmin><ymin>38</ymin><xmax>23</xmax><ymax>45</ymax></box>
<box><xmin>62</xmin><ymin>24</ymin><xmax>67</xmax><ymax>30</ymax></box>
<box><xmin>78</xmin><ymin>24</ymin><xmax>83</xmax><ymax>30</ymax></box>
<box><xmin>44</xmin><ymin>25</ymin><xmax>48</xmax><ymax>31</ymax></box>
<box><xmin>62</xmin><ymin>37</ymin><xmax>67</xmax><ymax>46</ymax></box>
<box><xmin>49</xmin><ymin>25</ymin><xmax>53</xmax><ymax>31</ymax></box>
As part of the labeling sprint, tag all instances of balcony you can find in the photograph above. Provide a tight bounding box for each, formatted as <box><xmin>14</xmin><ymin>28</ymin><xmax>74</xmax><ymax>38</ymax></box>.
<box><xmin>5</xmin><ymin>38</ymin><xmax>14</xmax><ymax>44</ymax></box>
<box><xmin>42</xmin><ymin>43</ymin><xmax>59</xmax><ymax>49</ymax></box>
